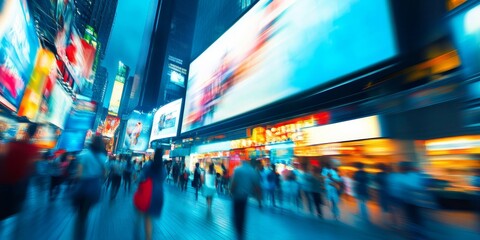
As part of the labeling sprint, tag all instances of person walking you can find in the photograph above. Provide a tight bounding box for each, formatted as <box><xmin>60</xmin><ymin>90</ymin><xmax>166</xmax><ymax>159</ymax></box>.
<box><xmin>133</xmin><ymin>148</ymin><xmax>166</xmax><ymax>240</ymax></box>
<box><xmin>49</xmin><ymin>152</ymin><xmax>70</xmax><ymax>200</ymax></box>
<box><xmin>261</xmin><ymin>164</ymin><xmax>277</xmax><ymax>207</ymax></box>
<box><xmin>305</xmin><ymin>166</ymin><xmax>324</xmax><ymax>218</ymax></box>
<box><xmin>353</xmin><ymin>162</ymin><xmax>370</xmax><ymax>222</ymax></box>
<box><xmin>109</xmin><ymin>156</ymin><xmax>123</xmax><ymax>200</ymax></box>
<box><xmin>322</xmin><ymin>161</ymin><xmax>342</xmax><ymax>220</ymax></box>
<box><xmin>179</xmin><ymin>164</ymin><xmax>189</xmax><ymax>192</ymax></box>
<box><xmin>72</xmin><ymin>136</ymin><xmax>106</xmax><ymax>240</ymax></box>
<box><xmin>202</xmin><ymin>163</ymin><xmax>217</xmax><ymax>211</ymax></box>
<box><xmin>192</xmin><ymin>162</ymin><xmax>202</xmax><ymax>201</ymax></box>
<box><xmin>230</xmin><ymin>159</ymin><xmax>261</xmax><ymax>240</ymax></box>
<box><xmin>375</xmin><ymin>163</ymin><xmax>394</xmax><ymax>225</ymax></box>
<box><xmin>0</xmin><ymin>123</ymin><xmax>39</xmax><ymax>222</ymax></box>
<box><xmin>123</xmin><ymin>156</ymin><xmax>133</xmax><ymax>193</ymax></box>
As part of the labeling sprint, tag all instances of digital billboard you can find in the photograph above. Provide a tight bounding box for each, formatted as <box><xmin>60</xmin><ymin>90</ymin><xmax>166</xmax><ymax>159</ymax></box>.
<box><xmin>124</xmin><ymin>111</ymin><xmax>153</xmax><ymax>152</ymax></box>
<box><xmin>182</xmin><ymin>0</ymin><xmax>397</xmax><ymax>133</ymax></box>
<box><xmin>56</xmin><ymin>129</ymin><xmax>87</xmax><ymax>152</ymax></box>
<box><xmin>150</xmin><ymin>99</ymin><xmax>182</xmax><ymax>141</ymax></box>
<box><xmin>47</xmin><ymin>85</ymin><xmax>73</xmax><ymax>129</ymax></box>
<box><xmin>103</xmin><ymin>115</ymin><xmax>120</xmax><ymax>137</ymax></box>
<box><xmin>108</xmin><ymin>61</ymin><xmax>128</xmax><ymax>116</ymax></box>
<box><xmin>451</xmin><ymin>3</ymin><xmax>480</xmax><ymax>77</ymax></box>
<box><xmin>0</xmin><ymin>0</ymin><xmax>40</xmax><ymax>111</ymax></box>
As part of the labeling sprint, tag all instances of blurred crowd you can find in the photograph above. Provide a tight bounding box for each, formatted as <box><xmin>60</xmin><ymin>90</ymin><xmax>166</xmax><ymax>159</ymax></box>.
<box><xmin>1</xmin><ymin>125</ymin><xmax>480</xmax><ymax>240</ymax></box>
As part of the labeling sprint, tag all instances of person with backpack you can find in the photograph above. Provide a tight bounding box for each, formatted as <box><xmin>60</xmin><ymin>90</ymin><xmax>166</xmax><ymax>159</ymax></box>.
<box><xmin>133</xmin><ymin>148</ymin><xmax>166</xmax><ymax>240</ymax></box>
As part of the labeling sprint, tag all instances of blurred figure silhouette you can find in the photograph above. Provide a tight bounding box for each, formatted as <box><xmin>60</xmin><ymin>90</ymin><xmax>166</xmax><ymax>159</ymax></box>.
<box><xmin>72</xmin><ymin>136</ymin><xmax>106</xmax><ymax>240</ymax></box>
<box><xmin>49</xmin><ymin>152</ymin><xmax>70</xmax><ymax>200</ymax></box>
<box><xmin>322</xmin><ymin>160</ymin><xmax>342</xmax><ymax>220</ymax></box>
<box><xmin>133</xmin><ymin>148</ymin><xmax>166</xmax><ymax>240</ymax></box>
<box><xmin>282</xmin><ymin>167</ymin><xmax>299</xmax><ymax>211</ymax></box>
<box><xmin>272</xmin><ymin>164</ymin><xmax>282</xmax><ymax>207</ymax></box>
<box><xmin>123</xmin><ymin>156</ymin><xmax>133</xmax><ymax>193</ymax></box>
<box><xmin>0</xmin><ymin>123</ymin><xmax>39</xmax><ymax>222</ymax></box>
<box><xmin>179</xmin><ymin>164</ymin><xmax>189</xmax><ymax>192</ymax></box>
<box><xmin>375</xmin><ymin>163</ymin><xmax>394</xmax><ymax>225</ymax></box>
<box><xmin>471</xmin><ymin>168</ymin><xmax>480</xmax><ymax>232</ymax></box>
<box><xmin>230</xmin><ymin>159</ymin><xmax>261</xmax><ymax>240</ymax></box>
<box><xmin>109</xmin><ymin>156</ymin><xmax>123</xmax><ymax>200</ymax></box>
<box><xmin>202</xmin><ymin>163</ymin><xmax>217</xmax><ymax>211</ymax></box>
<box><xmin>172</xmin><ymin>160</ymin><xmax>180</xmax><ymax>186</ymax></box>
<box><xmin>260</xmin><ymin>163</ymin><xmax>276</xmax><ymax>207</ymax></box>
<box><xmin>192</xmin><ymin>162</ymin><xmax>202</xmax><ymax>201</ymax></box>
<box><xmin>304</xmin><ymin>166</ymin><xmax>324</xmax><ymax>218</ymax></box>
<box><xmin>353</xmin><ymin>162</ymin><xmax>370</xmax><ymax>222</ymax></box>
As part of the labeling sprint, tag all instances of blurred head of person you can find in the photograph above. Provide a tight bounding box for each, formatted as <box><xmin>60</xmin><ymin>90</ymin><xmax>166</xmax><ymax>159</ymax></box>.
<box><xmin>208</xmin><ymin>163</ymin><xmax>215</xmax><ymax>174</ymax></box>
<box><xmin>271</xmin><ymin>163</ymin><xmax>276</xmax><ymax>172</ymax></box>
<box><xmin>356</xmin><ymin>162</ymin><xmax>365</xmax><ymax>170</ymax></box>
<box><xmin>26</xmin><ymin>123</ymin><xmax>38</xmax><ymax>140</ymax></box>
<box><xmin>90</xmin><ymin>135</ymin><xmax>106</xmax><ymax>154</ymax></box>
<box><xmin>195</xmin><ymin>162</ymin><xmax>200</xmax><ymax>168</ymax></box>
<box><xmin>146</xmin><ymin>148</ymin><xmax>165</xmax><ymax>179</ymax></box>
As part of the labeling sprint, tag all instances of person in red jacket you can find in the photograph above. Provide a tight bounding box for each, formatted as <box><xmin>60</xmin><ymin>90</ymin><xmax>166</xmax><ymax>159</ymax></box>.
<box><xmin>0</xmin><ymin>123</ymin><xmax>39</xmax><ymax>220</ymax></box>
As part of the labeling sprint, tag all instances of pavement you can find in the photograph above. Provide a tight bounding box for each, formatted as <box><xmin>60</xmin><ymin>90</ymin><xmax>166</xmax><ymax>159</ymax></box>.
<box><xmin>0</xmin><ymin>179</ymin><xmax>478</xmax><ymax>240</ymax></box>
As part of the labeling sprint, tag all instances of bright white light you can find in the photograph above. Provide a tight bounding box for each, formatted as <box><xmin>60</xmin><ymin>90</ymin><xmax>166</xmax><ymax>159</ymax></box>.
<box><xmin>465</xmin><ymin>5</ymin><xmax>480</xmax><ymax>34</ymax></box>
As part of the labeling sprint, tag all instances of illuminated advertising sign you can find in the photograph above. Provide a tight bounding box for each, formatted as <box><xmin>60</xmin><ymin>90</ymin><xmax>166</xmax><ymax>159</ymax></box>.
<box><xmin>167</xmin><ymin>56</ymin><xmax>186</xmax><ymax>87</ymax></box>
<box><xmin>451</xmin><ymin>3</ymin><xmax>480</xmax><ymax>77</ymax></box>
<box><xmin>47</xmin><ymin>85</ymin><xmax>73</xmax><ymax>129</ymax></box>
<box><xmin>18</xmin><ymin>48</ymin><xmax>56</xmax><ymax>120</ymax></box>
<box><xmin>108</xmin><ymin>80</ymin><xmax>124</xmax><ymax>116</ymax></box>
<box><xmin>0</xmin><ymin>0</ymin><xmax>40</xmax><ymax>111</ymax></box>
<box><xmin>56</xmin><ymin>129</ymin><xmax>87</xmax><ymax>152</ymax></box>
<box><xmin>108</xmin><ymin>61</ymin><xmax>128</xmax><ymax>116</ymax></box>
<box><xmin>124</xmin><ymin>111</ymin><xmax>153</xmax><ymax>152</ymax></box>
<box><xmin>182</xmin><ymin>0</ymin><xmax>397</xmax><ymax>133</ymax></box>
<box><xmin>103</xmin><ymin>115</ymin><xmax>120</xmax><ymax>137</ymax></box>
<box><xmin>150</xmin><ymin>99</ymin><xmax>182</xmax><ymax>141</ymax></box>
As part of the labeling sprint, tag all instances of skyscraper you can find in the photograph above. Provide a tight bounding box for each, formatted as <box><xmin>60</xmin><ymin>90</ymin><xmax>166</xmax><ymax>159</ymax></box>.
<box><xmin>108</xmin><ymin>61</ymin><xmax>130</xmax><ymax>116</ymax></box>
<box><xmin>90</xmin><ymin>0</ymin><xmax>119</xmax><ymax>59</ymax></box>
<box><xmin>92</xmin><ymin>66</ymin><xmax>108</xmax><ymax>103</ymax></box>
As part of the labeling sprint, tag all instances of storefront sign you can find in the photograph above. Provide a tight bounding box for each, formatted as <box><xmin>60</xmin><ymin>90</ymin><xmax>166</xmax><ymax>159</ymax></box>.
<box><xmin>301</xmin><ymin>115</ymin><xmax>383</xmax><ymax>146</ymax></box>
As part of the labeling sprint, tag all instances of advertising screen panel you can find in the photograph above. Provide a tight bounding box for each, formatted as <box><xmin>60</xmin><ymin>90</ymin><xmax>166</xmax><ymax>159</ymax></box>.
<box><xmin>108</xmin><ymin>80</ymin><xmax>124</xmax><ymax>116</ymax></box>
<box><xmin>451</xmin><ymin>3</ymin><xmax>480</xmax><ymax>77</ymax></box>
<box><xmin>0</xmin><ymin>0</ymin><xmax>40</xmax><ymax>111</ymax></box>
<box><xmin>182</xmin><ymin>0</ymin><xmax>397</xmax><ymax>133</ymax></box>
<box><xmin>47</xmin><ymin>85</ymin><xmax>73</xmax><ymax>129</ymax></box>
<box><xmin>124</xmin><ymin>111</ymin><xmax>153</xmax><ymax>152</ymax></box>
<box><xmin>103</xmin><ymin>115</ymin><xmax>120</xmax><ymax>137</ymax></box>
<box><xmin>56</xmin><ymin>130</ymin><xmax>87</xmax><ymax>152</ymax></box>
<box><xmin>150</xmin><ymin>99</ymin><xmax>182</xmax><ymax>141</ymax></box>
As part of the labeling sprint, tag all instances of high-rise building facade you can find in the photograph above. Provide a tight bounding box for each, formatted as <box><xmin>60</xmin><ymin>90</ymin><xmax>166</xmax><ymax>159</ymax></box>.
<box><xmin>92</xmin><ymin>66</ymin><xmax>108</xmax><ymax>103</ymax></box>
<box><xmin>90</xmin><ymin>0</ymin><xmax>119</xmax><ymax>59</ymax></box>
<box><xmin>108</xmin><ymin>61</ymin><xmax>130</xmax><ymax>116</ymax></box>
<box><xmin>73</xmin><ymin>0</ymin><xmax>94</xmax><ymax>35</ymax></box>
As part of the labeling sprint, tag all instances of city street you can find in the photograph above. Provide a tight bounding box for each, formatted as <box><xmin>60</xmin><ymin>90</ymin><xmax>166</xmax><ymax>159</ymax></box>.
<box><xmin>0</xmin><ymin>181</ymin><xmax>397</xmax><ymax>240</ymax></box>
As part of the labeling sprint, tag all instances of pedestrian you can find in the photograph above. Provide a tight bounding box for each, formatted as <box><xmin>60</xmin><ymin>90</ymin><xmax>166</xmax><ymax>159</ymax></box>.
<box><xmin>202</xmin><ymin>163</ymin><xmax>217</xmax><ymax>211</ymax></box>
<box><xmin>282</xmin><ymin>168</ymin><xmax>299</xmax><ymax>211</ymax></box>
<box><xmin>172</xmin><ymin>160</ymin><xmax>180</xmax><ymax>186</ymax></box>
<box><xmin>375</xmin><ymin>163</ymin><xmax>393</xmax><ymax>225</ymax></box>
<box><xmin>133</xmin><ymin>148</ymin><xmax>166</xmax><ymax>240</ymax></box>
<box><xmin>179</xmin><ymin>164</ymin><xmax>189</xmax><ymax>192</ymax></box>
<box><xmin>230</xmin><ymin>159</ymin><xmax>261</xmax><ymax>240</ymax></box>
<box><xmin>261</xmin><ymin>164</ymin><xmax>277</xmax><ymax>207</ymax></box>
<box><xmin>123</xmin><ymin>156</ymin><xmax>133</xmax><ymax>193</ymax></box>
<box><xmin>0</xmin><ymin>123</ymin><xmax>39</xmax><ymax>222</ymax></box>
<box><xmin>72</xmin><ymin>136</ymin><xmax>106</xmax><ymax>240</ymax></box>
<box><xmin>109</xmin><ymin>156</ymin><xmax>123</xmax><ymax>200</ymax></box>
<box><xmin>304</xmin><ymin>166</ymin><xmax>324</xmax><ymax>218</ymax></box>
<box><xmin>322</xmin><ymin>160</ymin><xmax>342</xmax><ymax>220</ymax></box>
<box><xmin>272</xmin><ymin>164</ymin><xmax>282</xmax><ymax>207</ymax></box>
<box><xmin>192</xmin><ymin>162</ymin><xmax>202</xmax><ymax>201</ymax></box>
<box><xmin>353</xmin><ymin>162</ymin><xmax>370</xmax><ymax>222</ymax></box>
<box><xmin>49</xmin><ymin>152</ymin><xmax>70</xmax><ymax>200</ymax></box>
